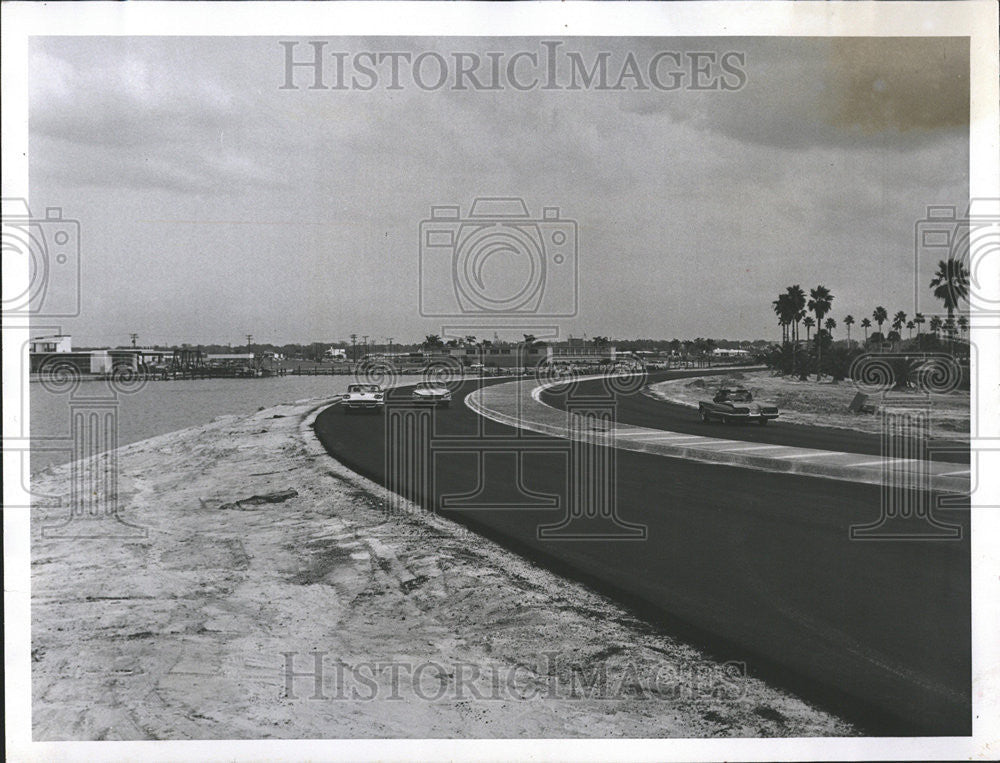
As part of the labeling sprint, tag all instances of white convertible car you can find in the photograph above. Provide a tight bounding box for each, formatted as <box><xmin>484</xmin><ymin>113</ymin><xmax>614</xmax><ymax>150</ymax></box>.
<box><xmin>342</xmin><ymin>383</ymin><xmax>385</xmax><ymax>413</ymax></box>
<box><xmin>411</xmin><ymin>381</ymin><xmax>452</xmax><ymax>407</ymax></box>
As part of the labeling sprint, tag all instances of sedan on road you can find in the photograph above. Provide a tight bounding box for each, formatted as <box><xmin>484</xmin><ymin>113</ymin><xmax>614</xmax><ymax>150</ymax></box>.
<box><xmin>699</xmin><ymin>386</ymin><xmax>779</xmax><ymax>425</ymax></box>
<box><xmin>411</xmin><ymin>381</ymin><xmax>452</xmax><ymax>408</ymax></box>
<box><xmin>342</xmin><ymin>383</ymin><xmax>385</xmax><ymax>413</ymax></box>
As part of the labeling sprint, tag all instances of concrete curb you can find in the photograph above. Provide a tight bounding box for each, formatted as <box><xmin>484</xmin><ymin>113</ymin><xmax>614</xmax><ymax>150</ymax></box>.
<box><xmin>465</xmin><ymin>378</ymin><xmax>970</xmax><ymax>494</ymax></box>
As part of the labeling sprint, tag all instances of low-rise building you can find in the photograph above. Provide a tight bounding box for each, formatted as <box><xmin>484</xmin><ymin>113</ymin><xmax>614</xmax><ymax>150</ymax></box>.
<box><xmin>30</xmin><ymin>334</ymin><xmax>72</xmax><ymax>353</ymax></box>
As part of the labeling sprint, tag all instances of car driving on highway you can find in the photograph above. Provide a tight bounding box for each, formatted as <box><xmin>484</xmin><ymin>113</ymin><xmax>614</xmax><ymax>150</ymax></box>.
<box><xmin>699</xmin><ymin>386</ymin><xmax>779</xmax><ymax>425</ymax></box>
<box><xmin>411</xmin><ymin>381</ymin><xmax>452</xmax><ymax>407</ymax></box>
<box><xmin>342</xmin><ymin>383</ymin><xmax>385</xmax><ymax>413</ymax></box>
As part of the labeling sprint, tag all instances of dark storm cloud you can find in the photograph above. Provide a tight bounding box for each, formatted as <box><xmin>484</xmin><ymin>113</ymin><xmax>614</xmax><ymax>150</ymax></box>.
<box><xmin>620</xmin><ymin>38</ymin><xmax>968</xmax><ymax>151</ymax></box>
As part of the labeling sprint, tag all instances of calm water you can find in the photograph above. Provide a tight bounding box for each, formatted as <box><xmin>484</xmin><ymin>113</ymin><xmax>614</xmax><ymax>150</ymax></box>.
<box><xmin>28</xmin><ymin>375</ymin><xmax>353</xmax><ymax>472</ymax></box>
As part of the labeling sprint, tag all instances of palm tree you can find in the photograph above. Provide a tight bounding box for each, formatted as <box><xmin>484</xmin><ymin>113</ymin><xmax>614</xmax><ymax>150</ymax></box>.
<box><xmin>929</xmin><ymin>257</ymin><xmax>970</xmax><ymax>327</ymax></box>
<box><xmin>943</xmin><ymin>318</ymin><xmax>956</xmax><ymax>346</ymax></box>
<box><xmin>777</xmin><ymin>315</ymin><xmax>790</xmax><ymax>344</ymax></box>
<box><xmin>872</xmin><ymin>306</ymin><xmax>888</xmax><ymax>336</ymax></box>
<box><xmin>772</xmin><ymin>295</ymin><xmax>783</xmax><ymax>342</ymax></box>
<box><xmin>786</xmin><ymin>285</ymin><xmax>806</xmax><ymax>345</ymax></box>
<box><xmin>803</xmin><ymin>315</ymin><xmax>815</xmax><ymax>342</ymax></box>
<box><xmin>423</xmin><ymin>334</ymin><xmax>444</xmax><ymax>349</ymax></box>
<box><xmin>772</xmin><ymin>294</ymin><xmax>794</xmax><ymax>345</ymax></box>
<box><xmin>808</xmin><ymin>286</ymin><xmax>834</xmax><ymax>379</ymax></box>
<box><xmin>957</xmin><ymin>315</ymin><xmax>968</xmax><ymax>338</ymax></box>
<box><xmin>929</xmin><ymin>315</ymin><xmax>942</xmax><ymax>338</ymax></box>
<box><xmin>784</xmin><ymin>285</ymin><xmax>807</xmax><ymax>376</ymax></box>
<box><xmin>890</xmin><ymin>311</ymin><xmax>906</xmax><ymax>349</ymax></box>
<box><xmin>906</xmin><ymin>320</ymin><xmax>915</xmax><ymax>338</ymax></box>
<box><xmin>824</xmin><ymin>317</ymin><xmax>836</xmax><ymax>337</ymax></box>
<box><xmin>843</xmin><ymin>315</ymin><xmax>855</xmax><ymax>347</ymax></box>
<box><xmin>913</xmin><ymin>312</ymin><xmax>925</xmax><ymax>336</ymax></box>
<box><xmin>860</xmin><ymin>317</ymin><xmax>871</xmax><ymax>344</ymax></box>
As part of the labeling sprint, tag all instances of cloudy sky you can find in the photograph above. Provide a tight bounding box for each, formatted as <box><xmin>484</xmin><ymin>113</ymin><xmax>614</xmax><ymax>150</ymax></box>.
<box><xmin>29</xmin><ymin>36</ymin><xmax>968</xmax><ymax>346</ymax></box>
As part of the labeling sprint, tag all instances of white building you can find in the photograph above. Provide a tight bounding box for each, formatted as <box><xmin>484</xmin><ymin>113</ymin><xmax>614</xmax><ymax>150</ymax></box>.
<box><xmin>30</xmin><ymin>334</ymin><xmax>72</xmax><ymax>353</ymax></box>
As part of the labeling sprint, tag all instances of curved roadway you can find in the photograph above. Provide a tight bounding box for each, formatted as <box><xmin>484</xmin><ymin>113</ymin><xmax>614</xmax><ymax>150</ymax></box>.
<box><xmin>539</xmin><ymin>371</ymin><xmax>969</xmax><ymax>463</ymax></box>
<box><xmin>313</xmin><ymin>373</ymin><xmax>970</xmax><ymax>736</ymax></box>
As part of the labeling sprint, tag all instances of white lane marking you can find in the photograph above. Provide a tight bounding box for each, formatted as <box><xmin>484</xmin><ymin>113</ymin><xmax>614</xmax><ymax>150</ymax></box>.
<box><xmin>619</xmin><ymin>432</ymin><xmax>707</xmax><ymax>442</ymax></box>
<box><xmin>935</xmin><ymin>468</ymin><xmax>971</xmax><ymax>477</ymax></box>
<box><xmin>721</xmin><ymin>444</ymin><xmax>789</xmax><ymax>452</ymax></box>
<box><xmin>647</xmin><ymin>437</ymin><xmax>711</xmax><ymax>444</ymax></box>
<box><xmin>777</xmin><ymin>451</ymin><xmax>835</xmax><ymax>460</ymax></box>
<box><xmin>624</xmin><ymin>431</ymin><xmax>696</xmax><ymax>440</ymax></box>
<box><xmin>688</xmin><ymin>439</ymin><xmax>756</xmax><ymax>448</ymax></box>
<box><xmin>850</xmin><ymin>457</ymin><xmax>917</xmax><ymax>468</ymax></box>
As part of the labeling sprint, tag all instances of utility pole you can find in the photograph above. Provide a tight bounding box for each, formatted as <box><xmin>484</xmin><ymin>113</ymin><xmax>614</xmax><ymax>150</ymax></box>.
<box><xmin>129</xmin><ymin>333</ymin><xmax>138</xmax><ymax>348</ymax></box>
<box><xmin>362</xmin><ymin>335</ymin><xmax>369</xmax><ymax>361</ymax></box>
<box><xmin>387</xmin><ymin>336</ymin><xmax>394</xmax><ymax>359</ymax></box>
<box><xmin>350</xmin><ymin>334</ymin><xmax>357</xmax><ymax>363</ymax></box>
<box><xmin>246</xmin><ymin>334</ymin><xmax>253</xmax><ymax>353</ymax></box>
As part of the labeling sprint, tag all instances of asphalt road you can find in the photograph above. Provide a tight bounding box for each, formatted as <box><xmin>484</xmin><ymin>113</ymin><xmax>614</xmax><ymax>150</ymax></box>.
<box><xmin>313</xmin><ymin>375</ymin><xmax>970</xmax><ymax>735</ymax></box>
<box><xmin>539</xmin><ymin>370</ymin><xmax>969</xmax><ymax>463</ymax></box>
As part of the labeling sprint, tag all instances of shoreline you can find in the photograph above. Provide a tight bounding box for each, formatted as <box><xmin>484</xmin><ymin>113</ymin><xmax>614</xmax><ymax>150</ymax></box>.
<box><xmin>28</xmin><ymin>393</ymin><xmax>855</xmax><ymax>739</ymax></box>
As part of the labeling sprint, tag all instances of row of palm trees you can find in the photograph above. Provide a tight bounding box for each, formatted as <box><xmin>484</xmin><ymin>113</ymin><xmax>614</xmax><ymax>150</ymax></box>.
<box><xmin>771</xmin><ymin>284</ymin><xmax>836</xmax><ymax>374</ymax></box>
<box><xmin>841</xmin><ymin>310</ymin><xmax>968</xmax><ymax>345</ymax></box>
<box><xmin>772</xmin><ymin>258</ymin><xmax>970</xmax><ymax>351</ymax></box>
<box><xmin>778</xmin><ymin>304</ymin><xmax>969</xmax><ymax>349</ymax></box>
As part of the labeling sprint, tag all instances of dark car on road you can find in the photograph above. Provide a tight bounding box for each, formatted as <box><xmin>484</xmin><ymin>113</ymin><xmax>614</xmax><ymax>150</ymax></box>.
<box><xmin>699</xmin><ymin>386</ymin><xmax>779</xmax><ymax>425</ymax></box>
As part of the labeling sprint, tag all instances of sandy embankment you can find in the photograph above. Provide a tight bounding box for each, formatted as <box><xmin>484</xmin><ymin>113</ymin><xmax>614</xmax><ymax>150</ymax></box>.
<box><xmin>29</xmin><ymin>391</ymin><xmax>854</xmax><ymax>739</ymax></box>
<box><xmin>646</xmin><ymin>370</ymin><xmax>969</xmax><ymax>436</ymax></box>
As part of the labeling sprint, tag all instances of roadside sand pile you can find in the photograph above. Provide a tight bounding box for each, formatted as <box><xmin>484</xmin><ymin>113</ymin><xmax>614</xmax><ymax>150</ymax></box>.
<box><xmin>29</xmin><ymin>394</ymin><xmax>855</xmax><ymax>739</ymax></box>
<box><xmin>647</xmin><ymin>371</ymin><xmax>969</xmax><ymax>436</ymax></box>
